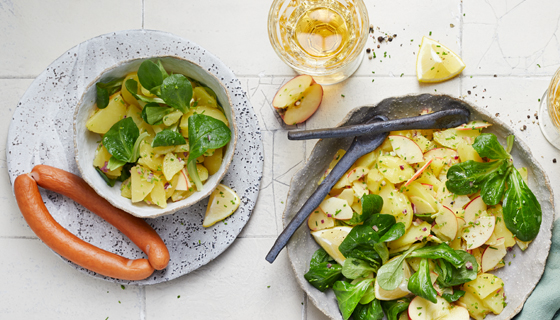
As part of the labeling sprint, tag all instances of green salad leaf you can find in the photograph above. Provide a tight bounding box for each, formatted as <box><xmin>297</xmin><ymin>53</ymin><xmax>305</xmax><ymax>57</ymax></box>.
<box><xmin>138</xmin><ymin>60</ymin><xmax>165</xmax><ymax>91</ymax></box>
<box><xmin>347</xmin><ymin>194</ymin><xmax>384</xmax><ymax>225</ymax></box>
<box><xmin>102</xmin><ymin>118</ymin><xmax>140</xmax><ymax>163</ymax></box>
<box><xmin>161</xmin><ymin>74</ymin><xmax>193</xmax><ymax>113</ymax></box>
<box><xmin>436</xmin><ymin>250</ymin><xmax>478</xmax><ymax>287</ymax></box>
<box><xmin>408</xmin><ymin>258</ymin><xmax>438</xmax><ymax>303</ymax></box>
<box><xmin>187</xmin><ymin>113</ymin><xmax>231</xmax><ymax>191</ymax></box>
<box><xmin>152</xmin><ymin>129</ymin><xmax>186</xmax><ymax>148</ymax></box>
<box><xmin>96</xmin><ymin>77</ymin><xmax>124</xmax><ymax>109</ymax></box>
<box><xmin>472</xmin><ymin>133</ymin><xmax>511</xmax><ymax>160</ymax></box>
<box><xmin>303</xmin><ymin>249</ymin><xmax>343</xmax><ymax>292</ymax></box>
<box><xmin>446</xmin><ymin>133</ymin><xmax>542</xmax><ymax>241</ymax></box>
<box><xmin>376</xmin><ymin>244</ymin><xmax>420</xmax><ymax>291</ymax></box>
<box><xmin>407</xmin><ymin>243</ymin><xmax>464</xmax><ymax>268</ymax></box>
<box><xmin>341</xmin><ymin>257</ymin><xmax>378</xmax><ymax>280</ymax></box>
<box><xmin>333</xmin><ymin>279</ymin><xmax>374</xmax><ymax>320</ymax></box>
<box><xmin>352</xmin><ymin>299</ymin><xmax>384</xmax><ymax>320</ymax></box>
<box><xmin>441</xmin><ymin>288</ymin><xmax>465</xmax><ymax>303</ymax></box>
<box><xmin>141</xmin><ymin>103</ymin><xmax>171</xmax><ymax>125</ymax></box>
<box><xmin>125</xmin><ymin>79</ymin><xmax>165</xmax><ymax>104</ymax></box>
<box><xmin>381</xmin><ymin>298</ymin><xmax>410</xmax><ymax>320</ymax></box>
<box><xmin>503</xmin><ymin>168</ymin><xmax>542</xmax><ymax>241</ymax></box>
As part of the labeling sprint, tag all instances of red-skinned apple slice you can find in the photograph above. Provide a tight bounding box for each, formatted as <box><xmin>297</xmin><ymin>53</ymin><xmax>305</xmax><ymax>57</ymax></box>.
<box><xmin>272</xmin><ymin>75</ymin><xmax>313</xmax><ymax>110</ymax></box>
<box><xmin>281</xmin><ymin>83</ymin><xmax>323</xmax><ymax>125</ymax></box>
<box><xmin>463</xmin><ymin>196</ymin><xmax>487</xmax><ymax>224</ymax></box>
<box><xmin>405</xmin><ymin>159</ymin><xmax>433</xmax><ymax>186</ymax></box>
<box><xmin>433</xmin><ymin>206</ymin><xmax>458</xmax><ymax>241</ymax></box>
<box><xmin>455</xmin><ymin>120</ymin><xmax>492</xmax><ymax>131</ymax></box>
<box><xmin>462</xmin><ymin>214</ymin><xmax>496</xmax><ymax>250</ymax></box>
<box><xmin>481</xmin><ymin>242</ymin><xmax>507</xmax><ymax>272</ymax></box>
<box><xmin>319</xmin><ymin>197</ymin><xmax>353</xmax><ymax>220</ymax></box>
<box><xmin>421</xmin><ymin>183</ymin><xmax>435</xmax><ymax>197</ymax></box>
<box><xmin>389</xmin><ymin>135</ymin><xmax>425</xmax><ymax>164</ymax></box>
<box><xmin>175</xmin><ymin>168</ymin><xmax>191</xmax><ymax>191</ymax></box>
<box><xmin>423</xmin><ymin>148</ymin><xmax>459</xmax><ymax>165</ymax></box>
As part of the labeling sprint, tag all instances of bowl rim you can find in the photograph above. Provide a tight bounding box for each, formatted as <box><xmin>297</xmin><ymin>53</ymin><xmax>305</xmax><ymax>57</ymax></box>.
<box><xmin>283</xmin><ymin>93</ymin><xmax>554</xmax><ymax>320</ymax></box>
<box><xmin>73</xmin><ymin>54</ymin><xmax>238</xmax><ymax>218</ymax></box>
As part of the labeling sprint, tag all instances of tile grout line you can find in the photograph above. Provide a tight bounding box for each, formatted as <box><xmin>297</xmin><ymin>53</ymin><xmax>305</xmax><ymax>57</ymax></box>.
<box><xmin>141</xmin><ymin>285</ymin><xmax>147</xmax><ymax>320</ymax></box>
<box><xmin>141</xmin><ymin>0</ymin><xmax>145</xmax><ymax>29</ymax></box>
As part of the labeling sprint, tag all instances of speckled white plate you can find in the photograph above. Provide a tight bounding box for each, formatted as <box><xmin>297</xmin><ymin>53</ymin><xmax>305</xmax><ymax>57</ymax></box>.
<box><xmin>283</xmin><ymin>94</ymin><xmax>554</xmax><ymax>320</ymax></box>
<box><xmin>6</xmin><ymin>30</ymin><xmax>263</xmax><ymax>285</ymax></box>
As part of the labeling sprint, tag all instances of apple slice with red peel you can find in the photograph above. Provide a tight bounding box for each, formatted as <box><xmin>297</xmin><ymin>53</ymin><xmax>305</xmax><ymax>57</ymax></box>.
<box><xmin>455</xmin><ymin>120</ymin><xmax>492</xmax><ymax>131</ymax></box>
<box><xmin>421</xmin><ymin>183</ymin><xmax>435</xmax><ymax>197</ymax></box>
<box><xmin>281</xmin><ymin>83</ymin><xmax>323</xmax><ymax>125</ymax></box>
<box><xmin>175</xmin><ymin>168</ymin><xmax>191</xmax><ymax>191</ymax></box>
<box><xmin>423</xmin><ymin>148</ymin><xmax>459</xmax><ymax>165</ymax></box>
<box><xmin>405</xmin><ymin>158</ymin><xmax>433</xmax><ymax>186</ymax></box>
<box><xmin>481</xmin><ymin>243</ymin><xmax>507</xmax><ymax>272</ymax></box>
<box><xmin>308</xmin><ymin>207</ymin><xmax>335</xmax><ymax>231</ymax></box>
<box><xmin>389</xmin><ymin>135</ymin><xmax>425</xmax><ymax>164</ymax></box>
<box><xmin>272</xmin><ymin>75</ymin><xmax>313</xmax><ymax>110</ymax></box>
<box><xmin>319</xmin><ymin>197</ymin><xmax>353</xmax><ymax>220</ymax></box>
<box><xmin>463</xmin><ymin>196</ymin><xmax>487</xmax><ymax>224</ymax></box>
<box><xmin>433</xmin><ymin>206</ymin><xmax>458</xmax><ymax>241</ymax></box>
<box><xmin>462</xmin><ymin>214</ymin><xmax>496</xmax><ymax>250</ymax></box>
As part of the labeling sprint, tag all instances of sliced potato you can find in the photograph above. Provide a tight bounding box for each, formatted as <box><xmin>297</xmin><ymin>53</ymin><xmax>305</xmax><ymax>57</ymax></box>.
<box><xmin>86</xmin><ymin>93</ymin><xmax>127</xmax><ymax>134</ymax></box>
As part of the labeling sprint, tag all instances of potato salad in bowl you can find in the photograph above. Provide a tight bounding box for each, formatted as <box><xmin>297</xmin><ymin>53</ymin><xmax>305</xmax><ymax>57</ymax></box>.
<box><xmin>303</xmin><ymin>118</ymin><xmax>542</xmax><ymax>320</ymax></box>
<box><xmin>74</xmin><ymin>57</ymin><xmax>237</xmax><ymax>218</ymax></box>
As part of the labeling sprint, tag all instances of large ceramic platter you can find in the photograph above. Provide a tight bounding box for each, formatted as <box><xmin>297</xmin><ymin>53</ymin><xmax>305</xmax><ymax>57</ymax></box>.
<box><xmin>283</xmin><ymin>94</ymin><xmax>554</xmax><ymax>319</ymax></box>
<box><xmin>6</xmin><ymin>30</ymin><xmax>264</xmax><ymax>285</ymax></box>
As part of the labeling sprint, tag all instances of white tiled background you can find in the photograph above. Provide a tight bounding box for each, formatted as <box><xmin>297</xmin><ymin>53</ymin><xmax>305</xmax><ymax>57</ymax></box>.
<box><xmin>1</xmin><ymin>0</ymin><xmax>559</xmax><ymax>319</ymax></box>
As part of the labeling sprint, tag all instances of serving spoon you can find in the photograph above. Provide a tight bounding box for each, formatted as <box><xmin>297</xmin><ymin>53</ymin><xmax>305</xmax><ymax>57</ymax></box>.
<box><xmin>265</xmin><ymin>108</ymin><xmax>470</xmax><ymax>263</ymax></box>
<box><xmin>288</xmin><ymin>108</ymin><xmax>470</xmax><ymax>141</ymax></box>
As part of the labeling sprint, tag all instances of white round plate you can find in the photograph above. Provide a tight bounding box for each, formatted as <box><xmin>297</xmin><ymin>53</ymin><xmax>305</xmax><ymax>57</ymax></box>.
<box><xmin>283</xmin><ymin>94</ymin><xmax>554</xmax><ymax>319</ymax></box>
<box><xmin>7</xmin><ymin>30</ymin><xmax>264</xmax><ymax>285</ymax></box>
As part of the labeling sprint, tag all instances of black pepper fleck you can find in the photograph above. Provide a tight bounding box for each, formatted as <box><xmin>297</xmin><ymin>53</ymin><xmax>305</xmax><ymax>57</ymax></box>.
<box><xmin>554</xmin><ymin>158</ymin><xmax>557</xmax><ymax>163</ymax></box>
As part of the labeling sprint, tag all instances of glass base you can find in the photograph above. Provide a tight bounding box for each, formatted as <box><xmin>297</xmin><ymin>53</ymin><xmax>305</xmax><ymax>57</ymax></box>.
<box><xmin>538</xmin><ymin>89</ymin><xmax>560</xmax><ymax>149</ymax></box>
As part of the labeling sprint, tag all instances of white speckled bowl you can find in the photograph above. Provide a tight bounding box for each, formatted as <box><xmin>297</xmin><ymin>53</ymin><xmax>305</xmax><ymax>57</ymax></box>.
<box><xmin>284</xmin><ymin>94</ymin><xmax>554</xmax><ymax>320</ymax></box>
<box><xmin>74</xmin><ymin>56</ymin><xmax>237</xmax><ymax>218</ymax></box>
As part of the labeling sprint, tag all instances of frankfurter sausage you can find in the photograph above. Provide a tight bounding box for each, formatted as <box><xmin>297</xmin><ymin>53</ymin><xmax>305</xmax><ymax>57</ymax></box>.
<box><xmin>29</xmin><ymin>165</ymin><xmax>170</xmax><ymax>270</ymax></box>
<box><xmin>14</xmin><ymin>173</ymin><xmax>154</xmax><ymax>280</ymax></box>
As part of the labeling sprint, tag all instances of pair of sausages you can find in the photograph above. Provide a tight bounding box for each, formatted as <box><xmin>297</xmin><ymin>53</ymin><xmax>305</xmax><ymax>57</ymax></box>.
<box><xmin>14</xmin><ymin>165</ymin><xmax>170</xmax><ymax>281</ymax></box>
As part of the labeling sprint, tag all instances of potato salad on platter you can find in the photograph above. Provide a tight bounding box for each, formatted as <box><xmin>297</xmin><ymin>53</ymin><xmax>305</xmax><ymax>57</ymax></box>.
<box><xmin>86</xmin><ymin>60</ymin><xmax>231</xmax><ymax>208</ymax></box>
<box><xmin>304</xmin><ymin>119</ymin><xmax>542</xmax><ymax>320</ymax></box>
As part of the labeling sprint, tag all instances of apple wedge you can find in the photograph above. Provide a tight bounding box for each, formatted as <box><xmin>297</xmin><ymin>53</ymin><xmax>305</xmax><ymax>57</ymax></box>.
<box><xmin>410</xmin><ymin>196</ymin><xmax>436</xmax><ymax>214</ymax></box>
<box><xmin>308</xmin><ymin>207</ymin><xmax>335</xmax><ymax>231</ymax></box>
<box><xmin>463</xmin><ymin>196</ymin><xmax>487</xmax><ymax>224</ymax></box>
<box><xmin>272</xmin><ymin>75</ymin><xmax>313</xmax><ymax>109</ymax></box>
<box><xmin>319</xmin><ymin>197</ymin><xmax>353</xmax><ymax>220</ymax></box>
<box><xmin>433</xmin><ymin>206</ymin><xmax>458</xmax><ymax>241</ymax></box>
<box><xmin>455</xmin><ymin>120</ymin><xmax>492</xmax><ymax>131</ymax></box>
<box><xmin>481</xmin><ymin>243</ymin><xmax>507</xmax><ymax>272</ymax></box>
<box><xmin>389</xmin><ymin>135</ymin><xmax>425</xmax><ymax>164</ymax></box>
<box><xmin>462</xmin><ymin>214</ymin><xmax>496</xmax><ymax>250</ymax></box>
<box><xmin>404</xmin><ymin>159</ymin><xmax>433</xmax><ymax>186</ymax></box>
<box><xmin>175</xmin><ymin>168</ymin><xmax>192</xmax><ymax>191</ymax></box>
<box><xmin>281</xmin><ymin>83</ymin><xmax>323</xmax><ymax>125</ymax></box>
<box><xmin>423</xmin><ymin>148</ymin><xmax>459</xmax><ymax>166</ymax></box>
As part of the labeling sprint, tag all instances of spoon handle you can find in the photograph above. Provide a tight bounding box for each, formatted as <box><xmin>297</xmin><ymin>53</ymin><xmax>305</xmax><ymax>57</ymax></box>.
<box><xmin>288</xmin><ymin>109</ymin><xmax>470</xmax><ymax>141</ymax></box>
<box><xmin>265</xmin><ymin>133</ymin><xmax>386</xmax><ymax>264</ymax></box>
